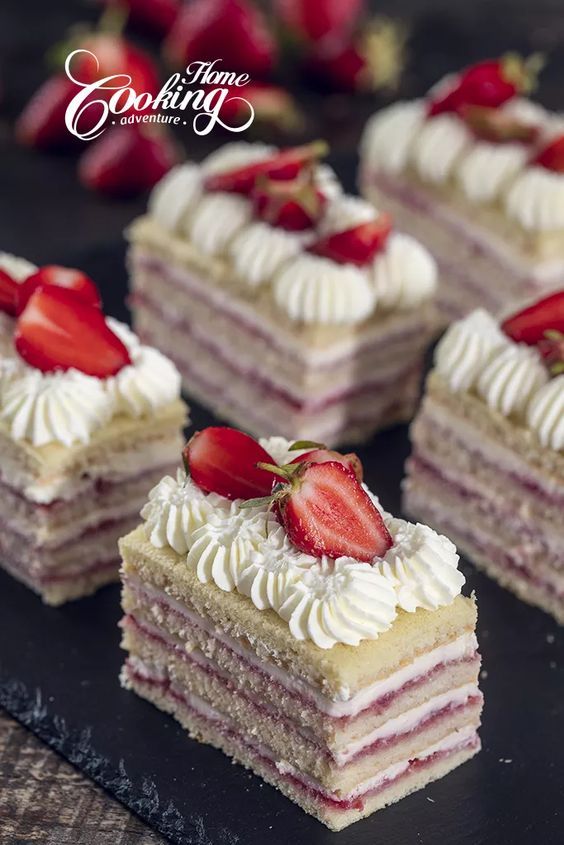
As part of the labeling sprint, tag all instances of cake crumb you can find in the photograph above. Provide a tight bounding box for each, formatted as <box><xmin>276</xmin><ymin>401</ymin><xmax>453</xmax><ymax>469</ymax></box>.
<box><xmin>546</xmin><ymin>634</ymin><xmax>555</xmax><ymax>644</ymax></box>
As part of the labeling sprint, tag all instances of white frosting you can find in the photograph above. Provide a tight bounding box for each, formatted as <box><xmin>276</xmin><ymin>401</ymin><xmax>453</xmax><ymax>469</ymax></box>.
<box><xmin>141</xmin><ymin>471</ymin><xmax>219</xmax><ymax>554</ymax></box>
<box><xmin>411</xmin><ymin>114</ymin><xmax>471</xmax><ymax>184</ymax></box>
<box><xmin>477</xmin><ymin>343</ymin><xmax>548</xmax><ymax>418</ymax></box>
<box><xmin>236</xmin><ymin>523</ymin><xmax>317</xmax><ymax>611</ymax></box>
<box><xmin>505</xmin><ymin>166</ymin><xmax>564</xmax><ymax>231</ymax></box>
<box><xmin>273</xmin><ymin>254</ymin><xmax>376</xmax><ymax>325</ymax></box>
<box><xmin>527</xmin><ymin>374</ymin><xmax>564</xmax><ymax>450</ymax></box>
<box><xmin>228</xmin><ymin>222</ymin><xmax>303</xmax><ymax>288</ymax></box>
<box><xmin>435</xmin><ymin>309</ymin><xmax>508</xmax><ymax>392</ymax></box>
<box><xmin>318</xmin><ymin>195</ymin><xmax>377</xmax><ymax>237</ymax></box>
<box><xmin>0</xmin><ymin>368</ymin><xmax>114</xmax><ymax>447</ymax></box>
<box><xmin>148</xmin><ymin>163</ymin><xmax>202</xmax><ymax>232</ymax></box>
<box><xmin>107</xmin><ymin>345</ymin><xmax>181</xmax><ymax>417</ymax></box>
<box><xmin>457</xmin><ymin>142</ymin><xmax>528</xmax><ymax>204</ymax></box>
<box><xmin>278</xmin><ymin>557</ymin><xmax>398</xmax><ymax>649</ymax></box>
<box><xmin>382</xmin><ymin>518</ymin><xmax>465</xmax><ymax>613</ymax></box>
<box><xmin>313</xmin><ymin>163</ymin><xmax>343</xmax><ymax>200</ymax></box>
<box><xmin>185</xmin><ymin>192</ymin><xmax>252</xmax><ymax>256</ymax></box>
<box><xmin>0</xmin><ymin>251</ymin><xmax>36</xmax><ymax>280</ymax></box>
<box><xmin>187</xmin><ymin>508</ymin><xmax>273</xmax><ymax>592</ymax></box>
<box><xmin>372</xmin><ymin>232</ymin><xmax>437</xmax><ymax>309</ymax></box>
<box><xmin>200</xmin><ymin>142</ymin><xmax>275</xmax><ymax>176</ymax></box>
<box><xmin>360</xmin><ymin>101</ymin><xmax>425</xmax><ymax>174</ymax></box>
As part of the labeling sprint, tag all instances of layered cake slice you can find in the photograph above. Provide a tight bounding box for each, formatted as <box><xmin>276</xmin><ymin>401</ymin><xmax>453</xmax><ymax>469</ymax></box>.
<box><xmin>0</xmin><ymin>258</ymin><xmax>187</xmax><ymax>604</ymax></box>
<box><xmin>359</xmin><ymin>54</ymin><xmax>564</xmax><ymax>321</ymax></box>
<box><xmin>119</xmin><ymin>427</ymin><xmax>482</xmax><ymax>830</ymax></box>
<box><xmin>404</xmin><ymin>291</ymin><xmax>564</xmax><ymax>622</ymax></box>
<box><xmin>126</xmin><ymin>141</ymin><xmax>438</xmax><ymax>445</ymax></box>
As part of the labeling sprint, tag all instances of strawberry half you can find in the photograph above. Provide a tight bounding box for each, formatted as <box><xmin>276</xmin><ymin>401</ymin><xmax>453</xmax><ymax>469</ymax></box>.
<box><xmin>183</xmin><ymin>427</ymin><xmax>279</xmax><ymax>500</ymax></box>
<box><xmin>17</xmin><ymin>266</ymin><xmax>102</xmax><ymax>315</ymax></box>
<box><xmin>289</xmin><ymin>448</ymin><xmax>363</xmax><ymax>482</ymax></box>
<box><xmin>274</xmin><ymin>461</ymin><xmax>392</xmax><ymax>561</ymax></box>
<box><xmin>15</xmin><ymin>74</ymin><xmax>79</xmax><ymax>150</ymax></box>
<box><xmin>427</xmin><ymin>54</ymin><xmax>543</xmax><ymax>117</ymax></box>
<box><xmin>532</xmin><ymin>135</ymin><xmax>564</xmax><ymax>173</ymax></box>
<box><xmin>15</xmin><ymin>287</ymin><xmax>131</xmax><ymax>377</ymax></box>
<box><xmin>0</xmin><ymin>269</ymin><xmax>19</xmax><ymax>316</ymax></box>
<box><xmin>308</xmin><ymin>216</ymin><xmax>392</xmax><ymax>266</ymax></box>
<box><xmin>78</xmin><ymin>125</ymin><xmax>180</xmax><ymax>197</ymax></box>
<box><xmin>501</xmin><ymin>291</ymin><xmax>564</xmax><ymax>345</ymax></box>
<box><xmin>252</xmin><ymin>171</ymin><xmax>326</xmax><ymax>231</ymax></box>
<box><xmin>203</xmin><ymin>141</ymin><xmax>328</xmax><ymax>195</ymax></box>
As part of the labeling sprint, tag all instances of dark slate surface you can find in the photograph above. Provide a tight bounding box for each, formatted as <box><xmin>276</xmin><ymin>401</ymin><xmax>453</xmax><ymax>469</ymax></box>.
<box><xmin>0</xmin><ymin>1</ymin><xmax>563</xmax><ymax>842</ymax></box>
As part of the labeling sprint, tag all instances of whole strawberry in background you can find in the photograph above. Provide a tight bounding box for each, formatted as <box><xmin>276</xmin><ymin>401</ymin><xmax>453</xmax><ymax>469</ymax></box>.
<box><xmin>275</xmin><ymin>0</ymin><xmax>364</xmax><ymax>47</ymax></box>
<box><xmin>98</xmin><ymin>0</ymin><xmax>181</xmax><ymax>37</ymax></box>
<box><xmin>164</xmin><ymin>0</ymin><xmax>277</xmax><ymax>78</ymax></box>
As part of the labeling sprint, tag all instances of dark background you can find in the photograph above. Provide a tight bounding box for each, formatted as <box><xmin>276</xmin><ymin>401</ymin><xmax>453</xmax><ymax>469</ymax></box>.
<box><xmin>0</xmin><ymin>2</ymin><xmax>563</xmax><ymax>844</ymax></box>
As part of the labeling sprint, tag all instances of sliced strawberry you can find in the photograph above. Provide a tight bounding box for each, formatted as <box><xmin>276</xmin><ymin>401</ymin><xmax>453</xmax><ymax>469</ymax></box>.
<box><xmin>427</xmin><ymin>54</ymin><xmax>543</xmax><ymax>117</ymax></box>
<box><xmin>183</xmin><ymin>427</ymin><xmax>279</xmax><ymax>500</ymax></box>
<box><xmin>203</xmin><ymin>141</ymin><xmax>328</xmax><ymax>195</ymax></box>
<box><xmin>164</xmin><ymin>0</ymin><xmax>276</xmax><ymax>77</ymax></box>
<box><xmin>276</xmin><ymin>461</ymin><xmax>392</xmax><ymax>561</ymax></box>
<box><xmin>501</xmin><ymin>291</ymin><xmax>564</xmax><ymax>345</ymax></box>
<box><xmin>15</xmin><ymin>287</ymin><xmax>131</xmax><ymax>377</ymax></box>
<box><xmin>17</xmin><ymin>266</ymin><xmax>102</xmax><ymax>314</ymax></box>
<box><xmin>289</xmin><ymin>448</ymin><xmax>363</xmax><ymax>482</ymax></box>
<box><xmin>308</xmin><ymin>215</ymin><xmax>392</xmax><ymax>266</ymax></box>
<box><xmin>0</xmin><ymin>268</ymin><xmax>19</xmax><ymax>316</ymax></box>
<box><xmin>78</xmin><ymin>125</ymin><xmax>180</xmax><ymax>197</ymax></box>
<box><xmin>275</xmin><ymin>0</ymin><xmax>363</xmax><ymax>44</ymax></box>
<box><xmin>15</xmin><ymin>74</ymin><xmax>78</xmax><ymax>149</ymax></box>
<box><xmin>533</xmin><ymin>135</ymin><xmax>564</xmax><ymax>173</ymax></box>
<box><xmin>252</xmin><ymin>171</ymin><xmax>326</xmax><ymax>231</ymax></box>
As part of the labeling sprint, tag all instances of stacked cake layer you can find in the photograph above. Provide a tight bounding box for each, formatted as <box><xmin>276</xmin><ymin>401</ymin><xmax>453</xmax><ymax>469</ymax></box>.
<box><xmin>404</xmin><ymin>372</ymin><xmax>564</xmax><ymax>622</ymax></box>
<box><xmin>128</xmin><ymin>219</ymin><xmax>433</xmax><ymax>445</ymax></box>
<box><xmin>0</xmin><ymin>403</ymin><xmax>186</xmax><ymax>604</ymax></box>
<box><xmin>120</xmin><ymin>527</ymin><xmax>482</xmax><ymax>830</ymax></box>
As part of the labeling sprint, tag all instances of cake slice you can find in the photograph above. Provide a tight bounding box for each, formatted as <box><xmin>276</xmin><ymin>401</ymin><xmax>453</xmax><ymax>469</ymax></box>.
<box><xmin>404</xmin><ymin>291</ymin><xmax>564</xmax><ymax>622</ymax></box>
<box><xmin>0</xmin><ymin>255</ymin><xmax>187</xmax><ymax>604</ymax></box>
<box><xmin>126</xmin><ymin>141</ymin><xmax>438</xmax><ymax>445</ymax></box>
<box><xmin>119</xmin><ymin>427</ymin><xmax>482</xmax><ymax>830</ymax></box>
<box><xmin>359</xmin><ymin>54</ymin><xmax>564</xmax><ymax>322</ymax></box>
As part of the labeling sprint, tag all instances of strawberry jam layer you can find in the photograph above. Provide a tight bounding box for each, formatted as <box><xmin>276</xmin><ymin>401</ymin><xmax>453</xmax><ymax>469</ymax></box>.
<box><xmin>125</xmin><ymin>658</ymin><xmax>481</xmax><ymax>812</ymax></box>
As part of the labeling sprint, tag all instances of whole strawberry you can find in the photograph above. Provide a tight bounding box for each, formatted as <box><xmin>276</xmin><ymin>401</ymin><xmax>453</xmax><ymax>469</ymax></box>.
<box><xmin>501</xmin><ymin>290</ymin><xmax>564</xmax><ymax>346</ymax></box>
<box><xmin>428</xmin><ymin>53</ymin><xmax>543</xmax><ymax>117</ymax></box>
<box><xmin>252</xmin><ymin>170</ymin><xmax>326</xmax><ymax>231</ymax></box>
<box><xmin>98</xmin><ymin>0</ymin><xmax>181</xmax><ymax>37</ymax></box>
<box><xmin>78</xmin><ymin>125</ymin><xmax>180</xmax><ymax>197</ymax></box>
<box><xmin>275</xmin><ymin>0</ymin><xmax>364</xmax><ymax>46</ymax></box>
<box><xmin>165</xmin><ymin>0</ymin><xmax>276</xmax><ymax>78</ymax></box>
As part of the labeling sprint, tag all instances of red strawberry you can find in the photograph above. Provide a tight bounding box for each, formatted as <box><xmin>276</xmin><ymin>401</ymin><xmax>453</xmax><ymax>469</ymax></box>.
<box><xmin>15</xmin><ymin>74</ymin><xmax>79</xmax><ymax>149</ymax></box>
<box><xmin>427</xmin><ymin>53</ymin><xmax>543</xmax><ymax>117</ymax></box>
<box><xmin>164</xmin><ymin>0</ymin><xmax>276</xmax><ymax>78</ymax></box>
<box><xmin>78</xmin><ymin>125</ymin><xmax>180</xmax><ymax>197</ymax></box>
<box><xmin>460</xmin><ymin>104</ymin><xmax>539</xmax><ymax>144</ymax></box>
<box><xmin>15</xmin><ymin>287</ymin><xmax>131</xmax><ymax>377</ymax></box>
<box><xmin>275</xmin><ymin>461</ymin><xmax>392</xmax><ymax>561</ymax></box>
<box><xmin>73</xmin><ymin>33</ymin><xmax>160</xmax><ymax>100</ymax></box>
<box><xmin>183</xmin><ymin>427</ymin><xmax>279</xmax><ymax>500</ymax></box>
<box><xmin>538</xmin><ymin>330</ymin><xmax>564</xmax><ymax>376</ymax></box>
<box><xmin>17</xmin><ymin>266</ymin><xmax>102</xmax><ymax>315</ymax></box>
<box><xmin>308</xmin><ymin>215</ymin><xmax>392</xmax><ymax>266</ymax></box>
<box><xmin>532</xmin><ymin>135</ymin><xmax>564</xmax><ymax>173</ymax></box>
<box><xmin>304</xmin><ymin>20</ymin><xmax>404</xmax><ymax>93</ymax></box>
<box><xmin>275</xmin><ymin>0</ymin><xmax>363</xmax><ymax>45</ymax></box>
<box><xmin>0</xmin><ymin>268</ymin><xmax>19</xmax><ymax>316</ymax></box>
<box><xmin>98</xmin><ymin>0</ymin><xmax>181</xmax><ymax>36</ymax></box>
<box><xmin>211</xmin><ymin>82</ymin><xmax>304</xmax><ymax>132</ymax></box>
<box><xmin>501</xmin><ymin>291</ymin><xmax>564</xmax><ymax>345</ymax></box>
<box><xmin>252</xmin><ymin>171</ymin><xmax>326</xmax><ymax>231</ymax></box>
<box><xmin>289</xmin><ymin>448</ymin><xmax>363</xmax><ymax>482</ymax></box>
<box><xmin>204</xmin><ymin>141</ymin><xmax>328</xmax><ymax>195</ymax></box>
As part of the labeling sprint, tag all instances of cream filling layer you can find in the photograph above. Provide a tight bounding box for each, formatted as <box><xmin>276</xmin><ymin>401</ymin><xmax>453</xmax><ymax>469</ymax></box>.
<box><xmin>125</xmin><ymin>576</ymin><xmax>478</xmax><ymax>716</ymax></box>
